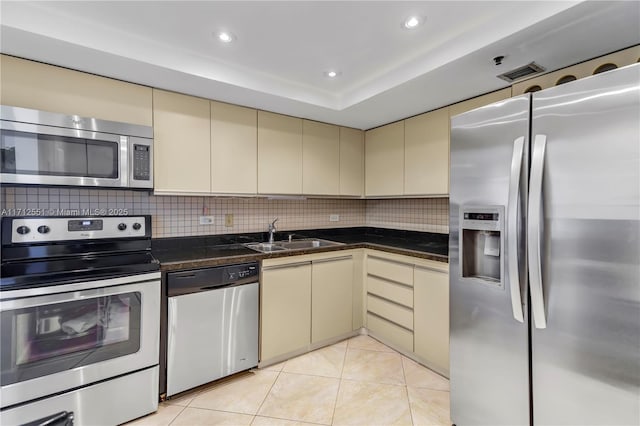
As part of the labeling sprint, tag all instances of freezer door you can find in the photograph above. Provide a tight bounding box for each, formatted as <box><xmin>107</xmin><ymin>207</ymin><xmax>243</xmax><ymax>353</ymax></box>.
<box><xmin>530</xmin><ymin>63</ymin><xmax>640</xmax><ymax>425</ymax></box>
<box><xmin>449</xmin><ymin>95</ymin><xmax>530</xmax><ymax>426</ymax></box>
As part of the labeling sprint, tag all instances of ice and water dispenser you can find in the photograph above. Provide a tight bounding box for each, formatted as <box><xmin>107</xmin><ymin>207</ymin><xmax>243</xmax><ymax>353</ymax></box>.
<box><xmin>459</xmin><ymin>206</ymin><xmax>504</xmax><ymax>288</ymax></box>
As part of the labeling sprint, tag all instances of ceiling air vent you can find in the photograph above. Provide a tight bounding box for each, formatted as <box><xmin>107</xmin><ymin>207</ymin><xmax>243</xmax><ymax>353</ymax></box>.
<box><xmin>497</xmin><ymin>62</ymin><xmax>545</xmax><ymax>82</ymax></box>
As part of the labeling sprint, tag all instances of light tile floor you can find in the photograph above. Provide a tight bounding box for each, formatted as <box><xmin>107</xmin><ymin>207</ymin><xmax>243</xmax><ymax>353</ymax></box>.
<box><xmin>128</xmin><ymin>335</ymin><xmax>450</xmax><ymax>426</ymax></box>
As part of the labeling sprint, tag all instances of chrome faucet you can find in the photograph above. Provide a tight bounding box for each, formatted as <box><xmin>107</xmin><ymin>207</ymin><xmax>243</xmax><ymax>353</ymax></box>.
<box><xmin>268</xmin><ymin>218</ymin><xmax>279</xmax><ymax>244</ymax></box>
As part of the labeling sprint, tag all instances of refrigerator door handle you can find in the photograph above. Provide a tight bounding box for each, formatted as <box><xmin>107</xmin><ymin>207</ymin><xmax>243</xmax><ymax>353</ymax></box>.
<box><xmin>508</xmin><ymin>136</ymin><xmax>525</xmax><ymax>323</ymax></box>
<box><xmin>528</xmin><ymin>134</ymin><xmax>547</xmax><ymax>329</ymax></box>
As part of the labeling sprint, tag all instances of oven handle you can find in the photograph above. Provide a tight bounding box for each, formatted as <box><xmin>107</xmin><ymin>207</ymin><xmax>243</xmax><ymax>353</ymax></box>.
<box><xmin>0</xmin><ymin>276</ymin><xmax>160</xmax><ymax>311</ymax></box>
<box><xmin>0</xmin><ymin>272</ymin><xmax>160</xmax><ymax>301</ymax></box>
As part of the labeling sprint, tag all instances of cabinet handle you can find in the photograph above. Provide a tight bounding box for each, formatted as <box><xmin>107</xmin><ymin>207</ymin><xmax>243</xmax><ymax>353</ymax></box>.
<box><xmin>312</xmin><ymin>255</ymin><xmax>353</xmax><ymax>264</ymax></box>
<box><xmin>262</xmin><ymin>261</ymin><xmax>311</xmax><ymax>271</ymax></box>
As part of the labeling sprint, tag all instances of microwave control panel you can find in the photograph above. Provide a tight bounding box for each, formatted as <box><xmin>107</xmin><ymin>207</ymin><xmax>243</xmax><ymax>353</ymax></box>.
<box><xmin>133</xmin><ymin>144</ymin><xmax>151</xmax><ymax>181</ymax></box>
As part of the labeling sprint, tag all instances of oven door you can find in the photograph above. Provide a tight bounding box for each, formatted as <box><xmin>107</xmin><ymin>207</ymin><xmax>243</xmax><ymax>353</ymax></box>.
<box><xmin>0</xmin><ymin>272</ymin><xmax>160</xmax><ymax>409</ymax></box>
<box><xmin>0</xmin><ymin>120</ymin><xmax>127</xmax><ymax>187</ymax></box>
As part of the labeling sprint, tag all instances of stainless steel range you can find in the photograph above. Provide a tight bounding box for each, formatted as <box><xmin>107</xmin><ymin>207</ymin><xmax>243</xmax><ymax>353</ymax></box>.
<box><xmin>0</xmin><ymin>216</ymin><xmax>161</xmax><ymax>425</ymax></box>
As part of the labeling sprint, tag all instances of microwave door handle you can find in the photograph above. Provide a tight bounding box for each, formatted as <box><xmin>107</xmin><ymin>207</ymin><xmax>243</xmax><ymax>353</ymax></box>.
<box><xmin>120</xmin><ymin>136</ymin><xmax>129</xmax><ymax>187</ymax></box>
<box><xmin>508</xmin><ymin>136</ymin><xmax>525</xmax><ymax>323</ymax></box>
<box><xmin>528</xmin><ymin>134</ymin><xmax>547</xmax><ymax>329</ymax></box>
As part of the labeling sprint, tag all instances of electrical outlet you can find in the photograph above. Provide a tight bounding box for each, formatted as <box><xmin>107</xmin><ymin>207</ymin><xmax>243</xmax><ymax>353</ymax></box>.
<box><xmin>199</xmin><ymin>215</ymin><xmax>214</xmax><ymax>225</ymax></box>
<box><xmin>225</xmin><ymin>214</ymin><xmax>234</xmax><ymax>227</ymax></box>
<box><xmin>329</xmin><ymin>214</ymin><xmax>340</xmax><ymax>222</ymax></box>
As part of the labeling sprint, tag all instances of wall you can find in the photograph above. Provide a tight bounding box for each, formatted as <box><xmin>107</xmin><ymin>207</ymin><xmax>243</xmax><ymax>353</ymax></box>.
<box><xmin>0</xmin><ymin>187</ymin><xmax>448</xmax><ymax>238</ymax></box>
<box><xmin>366</xmin><ymin>198</ymin><xmax>449</xmax><ymax>234</ymax></box>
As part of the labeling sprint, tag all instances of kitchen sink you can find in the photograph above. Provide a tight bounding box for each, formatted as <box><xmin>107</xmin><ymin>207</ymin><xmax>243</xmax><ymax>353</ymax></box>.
<box><xmin>244</xmin><ymin>242</ymin><xmax>288</xmax><ymax>253</ymax></box>
<box><xmin>245</xmin><ymin>238</ymin><xmax>343</xmax><ymax>253</ymax></box>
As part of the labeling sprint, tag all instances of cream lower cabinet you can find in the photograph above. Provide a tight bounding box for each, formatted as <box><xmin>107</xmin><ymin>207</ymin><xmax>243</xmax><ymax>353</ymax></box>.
<box><xmin>260</xmin><ymin>260</ymin><xmax>312</xmax><ymax>361</ymax></box>
<box><xmin>311</xmin><ymin>255</ymin><xmax>354</xmax><ymax>343</ymax></box>
<box><xmin>365</xmin><ymin>254</ymin><xmax>415</xmax><ymax>353</ymax></box>
<box><xmin>260</xmin><ymin>251</ymin><xmax>358</xmax><ymax>364</ymax></box>
<box><xmin>414</xmin><ymin>263</ymin><xmax>450</xmax><ymax>376</ymax></box>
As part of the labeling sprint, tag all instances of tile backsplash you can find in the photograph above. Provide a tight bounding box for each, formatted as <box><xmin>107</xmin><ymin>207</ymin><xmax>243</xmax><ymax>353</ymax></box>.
<box><xmin>0</xmin><ymin>187</ymin><xmax>449</xmax><ymax>237</ymax></box>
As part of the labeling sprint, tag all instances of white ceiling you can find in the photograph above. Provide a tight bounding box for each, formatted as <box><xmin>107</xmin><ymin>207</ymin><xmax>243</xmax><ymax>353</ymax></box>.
<box><xmin>1</xmin><ymin>1</ymin><xmax>639</xmax><ymax>129</ymax></box>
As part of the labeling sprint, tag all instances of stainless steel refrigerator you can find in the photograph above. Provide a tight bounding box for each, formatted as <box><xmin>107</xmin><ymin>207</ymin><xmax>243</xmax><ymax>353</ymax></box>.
<box><xmin>449</xmin><ymin>63</ymin><xmax>639</xmax><ymax>425</ymax></box>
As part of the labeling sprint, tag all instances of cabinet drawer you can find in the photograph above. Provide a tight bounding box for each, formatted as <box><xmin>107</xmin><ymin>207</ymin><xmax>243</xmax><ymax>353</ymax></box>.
<box><xmin>367</xmin><ymin>256</ymin><xmax>413</xmax><ymax>286</ymax></box>
<box><xmin>366</xmin><ymin>294</ymin><xmax>413</xmax><ymax>330</ymax></box>
<box><xmin>367</xmin><ymin>276</ymin><xmax>413</xmax><ymax>308</ymax></box>
<box><xmin>367</xmin><ymin>313</ymin><xmax>413</xmax><ymax>353</ymax></box>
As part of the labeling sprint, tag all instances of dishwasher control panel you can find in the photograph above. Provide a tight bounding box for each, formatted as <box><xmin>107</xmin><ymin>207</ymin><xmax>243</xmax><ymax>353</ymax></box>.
<box><xmin>168</xmin><ymin>262</ymin><xmax>259</xmax><ymax>297</ymax></box>
<box><xmin>225</xmin><ymin>264</ymin><xmax>258</xmax><ymax>282</ymax></box>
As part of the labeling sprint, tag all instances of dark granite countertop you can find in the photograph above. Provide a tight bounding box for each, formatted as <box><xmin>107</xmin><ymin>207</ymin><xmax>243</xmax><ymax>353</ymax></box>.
<box><xmin>152</xmin><ymin>227</ymin><xmax>448</xmax><ymax>271</ymax></box>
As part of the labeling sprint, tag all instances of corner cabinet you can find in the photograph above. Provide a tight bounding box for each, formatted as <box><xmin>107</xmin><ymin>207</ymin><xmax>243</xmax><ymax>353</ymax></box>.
<box><xmin>0</xmin><ymin>55</ymin><xmax>152</xmax><ymax>126</ymax></box>
<box><xmin>153</xmin><ymin>89</ymin><xmax>211</xmax><ymax>194</ymax></box>
<box><xmin>257</xmin><ymin>111</ymin><xmax>303</xmax><ymax>195</ymax></box>
<box><xmin>339</xmin><ymin>127</ymin><xmax>365</xmax><ymax>197</ymax></box>
<box><xmin>211</xmin><ymin>101</ymin><xmax>257</xmax><ymax>194</ymax></box>
<box><xmin>364</xmin><ymin>249</ymin><xmax>450</xmax><ymax>377</ymax></box>
<box><xmin>365</xmin><ymin>121</ymin><xmax>405</xmax><ymax>196</ymax></box>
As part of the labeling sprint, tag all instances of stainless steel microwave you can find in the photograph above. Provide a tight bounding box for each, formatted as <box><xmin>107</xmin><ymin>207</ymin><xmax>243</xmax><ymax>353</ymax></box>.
<box><xmin>0</xmin><ymin>106</ymin><xmax>153</xmax><ymax>189</ymax></box>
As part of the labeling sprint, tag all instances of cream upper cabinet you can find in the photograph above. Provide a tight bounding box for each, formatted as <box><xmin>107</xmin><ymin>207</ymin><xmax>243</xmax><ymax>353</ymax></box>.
<box><xmin>365</xmin><ymin>121</ymin><xmax>404</xmax><ymax>196</ymax></box>
<box><xmin>339</xmin><ymin>127</ymin><xmax>365</xmax><ymax>197</ymax></box>
<box><xmin>258</xmin><ymin>111</ymin><xmax>303</xmax><ymax>194</ymax></box>
<box><xmin>512</xmin><ymin>45</ymin><xmax>640</xmax><ymax>95</ymax></box>
<box><xmin>0</xmin><ymin>55</ymin><xmax>152</xmax><ymax>126</ymax></box>
<box><xmin>153</xmin><ymin>89</ymin><xmax>211</xmax><ymax>194</ymax></box>
<box><xmin>302</xmin><ymin>120</ymin><xmax>340</xmax><ymax>195</ymax></box>
<box><xmin>414</xmin><ymin>264</ymin><xmax>450</xmax><ymax>377</ymax></box>
<box><xmin>311</xmin><ymin>255</ymin><xmax>354</xmax><ymax>343</ymax></box>
<box><xmin>404</xmin><ymin>107</ymin><xmax>449</xmax><ymax>195</ymax></box>
<box><xmin>211</xmin><ymin>101</ymin><xmax>257</xmax><ymax>194</ymax></box>
<box><xmin>448</xmin><ymin>87</ymin><xmax>512</xmax><ymax>117</ymax></box>
<box><xmin>260</xmin><ymin>261</ymin><xmax>312</xmax><ymax>362</ymax></box>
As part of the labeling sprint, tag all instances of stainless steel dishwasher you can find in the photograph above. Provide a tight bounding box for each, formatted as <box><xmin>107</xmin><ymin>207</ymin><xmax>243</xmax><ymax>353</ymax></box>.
<box><xmin>166</xmin><ymin>262</ymin><xmax>259</xmax><ymax>397</ymax></box>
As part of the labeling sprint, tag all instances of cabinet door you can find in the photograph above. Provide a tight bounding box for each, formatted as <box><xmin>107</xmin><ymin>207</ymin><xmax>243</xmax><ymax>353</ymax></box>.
<box><xmin>448</xmin><ymin>87</ymin><xmax>511</xmax><ymax>117</ymax></box>
<box><xmin>365</xmin><ymin>121</ymin><xmax>404</xmax><ymax>196</ymax></box>
<box><xmin>414</xmin><ymin>266</ymin><xmax>449</xmax><ymax>376</ymax></box>
<box><xmin>404</xmin><ymin>107</ymin><xmax>449</xmax><ymax>195</ymax></box>
<box><xmin>260</xmin><ymin>262</ymin><xmax>312</xmax><ymax>361</ymax></box>
<box><xmin>211</xmin><ymin>101</ymin><xmax>257</xmax><ymax>194</ymax></box>
<box><xmin>302</xmin><ymin>120</ymin><xmax>340</xmax><ymax>195</ymax></box>
<box><xmin>0</xmin><ymin>55</ymin><xmax>152</xmax><ymax>126</ymax></box>
<box><xmin>339</xmin><ymin>127</ymin><xmax>364</xmax><ymax>196</ymax></box>
<box><xmin>153</xmin><ymin>89</ymin><xmax>211</xmax><ymax>193</ymax></box>
<box><xmin>311</xmin><ymin>256</ymin><xmax>353</xmax><ymax>343</ymax></box>
<box><xmin>257</xmin><ymin>111</ymin><xmax>303</xmax><ymax>194</ymax></box>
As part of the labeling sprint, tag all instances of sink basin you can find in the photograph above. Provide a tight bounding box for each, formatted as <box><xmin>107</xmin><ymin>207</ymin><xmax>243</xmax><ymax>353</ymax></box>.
<box><xmin>276</xmin><ymin>239</ymin><xmax>342</xmax><ymax>250</ymax></box>
<box><xmin>245</xmin><ymin>238</ymin><xmax>342</xmax><ymax>253</ymax></box>
<box><xmin>244</xmin><ymin>242</ymin><xmax>287</xmax><ymax>253</ymax></box>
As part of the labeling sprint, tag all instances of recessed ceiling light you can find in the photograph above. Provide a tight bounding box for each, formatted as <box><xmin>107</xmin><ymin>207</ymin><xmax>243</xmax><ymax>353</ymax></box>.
<box><xmin>324</xmin><ymin>70</ymin><xmax>341</xmax><ymax>78</ymax></box>
<box><xmin>403</xmin><ymin>16</ymin><xmax>423</xmax><ymax>29</ymax></box>
<box><xmin>217</xmin><ymin>31</ymin><xmax>235</xmax><ymax>43</ymax></box>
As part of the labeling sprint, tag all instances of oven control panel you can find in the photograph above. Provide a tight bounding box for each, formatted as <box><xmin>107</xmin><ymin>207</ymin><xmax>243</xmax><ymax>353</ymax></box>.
<box><xmin>9</xmin><ymin>216</ymin><xmax>149</xmax><ymax>243</ymax></box>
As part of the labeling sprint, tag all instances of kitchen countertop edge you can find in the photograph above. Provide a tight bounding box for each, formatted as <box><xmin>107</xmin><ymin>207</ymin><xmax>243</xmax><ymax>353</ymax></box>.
<box><xmin>158</xmin><ymin>242</ymin><xmax>448</xmax><ymax>272</ymax></box>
